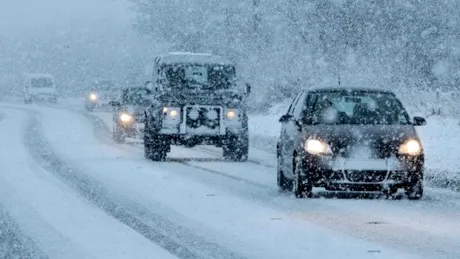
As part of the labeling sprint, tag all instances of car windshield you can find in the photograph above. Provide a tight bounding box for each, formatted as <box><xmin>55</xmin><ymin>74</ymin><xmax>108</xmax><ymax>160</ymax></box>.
<box><xmin>122</xmin><ymin>88</ymin><xmax>151</xmax><ymax>105</ymax></box>
<box><xmin>308</xmin><ymin>91</ymin><xmax>411</xmax><ymax>125</ymax></box>
<box><xmin>163</xmin><ymin>64</ymin><xmax>235</xmax><ymax>90</ymax></box>
<box><xmin>31</xmin><ymin>78</ymin><xmax>53</xmax><ymax>88</ymax></box>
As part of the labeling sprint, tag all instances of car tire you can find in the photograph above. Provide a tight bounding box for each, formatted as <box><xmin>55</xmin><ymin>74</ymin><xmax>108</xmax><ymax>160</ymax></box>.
<box><xmin>293</xmin><ymin>154</ymin><xmax>313</xmax><ymax>198</ymax></box>
<box><xmin>85</xmin><ymin>104</ymin><xmax>94</xmax><ymax>112</ymax></box>
<box><xmin>143</xmin><ymin>122</ymin><xmax>168</xmax><ymax>161</ymax></box>
<box><xmin>276</xmin><ymin>147</ymin><xmax>292</xmax><ymax>192</ymax></box>
<box><xmin>405</xmin><ymin>179</ymin><xmax>423</xmax><ymax>200</ymax></box>
<box><xmin>113</xmin><ymin>126</ymin><xmax>125</xmax><ymax>143</ymax></box>
<box><xmin>223</xmin><ymin>134</ymin><xmax>248</xmax><ymax>162</ymax></box>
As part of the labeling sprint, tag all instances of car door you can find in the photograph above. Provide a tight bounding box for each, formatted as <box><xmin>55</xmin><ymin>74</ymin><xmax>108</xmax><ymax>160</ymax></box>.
<box><xmin>284</xmin><ymin>91</ymin><xmax>312</xmax><ymax>178</ymax></box>
<box><xmin>279</xmin><ymin>93</ymin><xmax>300</xmax><ymax>173</ymax></box>
<box><xmin>280</xmin><ymin>91</ymin><xmax>307</xmax><ymax>178</ymax></box>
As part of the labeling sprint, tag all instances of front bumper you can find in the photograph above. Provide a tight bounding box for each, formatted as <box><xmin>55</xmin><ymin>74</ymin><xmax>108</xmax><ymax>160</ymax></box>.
<box><xmin>159</xmin><ymin>105</ymin><xmax>244</xmax><ymax>136</ymax></box>
<box><xmin>302</xmin><ymin>153</ymin><xmax>423</xmax><ymax>190</ymax></box>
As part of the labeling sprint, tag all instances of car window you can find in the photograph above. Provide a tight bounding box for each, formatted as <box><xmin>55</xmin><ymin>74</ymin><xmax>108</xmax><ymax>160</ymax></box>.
<box><xmin>292</xmin><ymin>91</ymin><xmax>307</xmax><ymax>119</ymax></box>
<box><xmin>306</xmin><ymin>91</ymin><xmax>411</xmax><ymax>125</ymax></box>
<box><xmin>287</xmin><ymin>92</ymin><xmax>302</xmax><ymax>115</ymax></box>
<box><xmin>122</xmin><ymin>88</ymin><xmax>151</xmax><ymax>105</ymax></box>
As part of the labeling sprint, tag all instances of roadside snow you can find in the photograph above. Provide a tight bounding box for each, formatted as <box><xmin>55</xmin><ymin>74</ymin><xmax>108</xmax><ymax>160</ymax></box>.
<box><xmin>0</xmin><ymin>107</ymin><xmax>177</xmax><ymax>259</ymax></box>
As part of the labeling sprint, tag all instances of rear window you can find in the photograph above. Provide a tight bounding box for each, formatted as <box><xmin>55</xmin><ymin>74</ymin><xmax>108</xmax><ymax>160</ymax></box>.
<box><xmin>31</xmin><ymin>78</ymin><xmax>53</xmax><ymax>88</ymax></box>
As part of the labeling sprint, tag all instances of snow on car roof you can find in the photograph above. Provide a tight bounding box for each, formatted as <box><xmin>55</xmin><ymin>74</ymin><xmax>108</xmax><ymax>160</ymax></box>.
<box><xmin>155</xmin><ymin>52</ymin><xmax>234</xmax><ymax>66</ymax></box>
<box><xmin>308</xmin><ymin>85</ymin><xmax>393</xmax><ymax>94</ymax></box>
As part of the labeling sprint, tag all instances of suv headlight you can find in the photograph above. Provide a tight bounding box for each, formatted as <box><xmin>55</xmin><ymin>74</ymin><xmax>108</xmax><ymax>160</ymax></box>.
<box><xmin>399</xmin><ymin>139</ymin><xmax>422</xmax><ymax>155</ymax></box>
<box><xmin>162</xmin><ymin>107</ymin><xmax>180</xmax><ymax>121</ymax></box>
<box><xmin>89</xmin><ymin>93</ymin><xmax>97</xmax><ymax>101</ymax></box>
<box><xmin>305</xmin><ymin>139</ymin><xmax>332</xmax><ymax>155</ymax></box>
<box><xmin>225</xmin><ymin>108</ymin><xmax>238</xmax><ymax>121</ymax></box>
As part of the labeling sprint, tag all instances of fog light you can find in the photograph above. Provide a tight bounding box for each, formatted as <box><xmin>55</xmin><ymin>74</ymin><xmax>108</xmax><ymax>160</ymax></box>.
<box><xmin>188</xmin><ymin>109</ymin><xmax>199</xmax><ymax>120</ymax></box>
<box><xmin>207</xmin><ymin>110</ymin><xmax>218</xmax><ymax>120</ymax></box>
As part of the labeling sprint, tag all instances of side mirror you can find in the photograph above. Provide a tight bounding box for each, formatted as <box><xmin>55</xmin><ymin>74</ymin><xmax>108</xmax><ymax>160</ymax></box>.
<box><xmin>245</xmin><ymin>83</ymin><xmax>251</xmax><ymax>94</ymax></box>
<box><xmin>279</xmin><ymin>114</ymin><xmax>293</xmax><ymax>123</ymax></box>
<box><xmin>413</xmin><ymin>116</ymin><xmax>427</xmax><ymax>126</ymax></box>
<box><xmin>109</xmin><ymin>100</ymin><xmax>121</xmax><ymax>107</ymax></box>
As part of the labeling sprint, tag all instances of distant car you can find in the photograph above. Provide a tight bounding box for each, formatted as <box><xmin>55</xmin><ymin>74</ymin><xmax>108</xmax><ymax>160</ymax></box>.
<box><xmin>109</xmin><ymin>87</ymin><xmax>152</xmax><ymax>143</ymax></box>
<box><xmin>23</xmin><ymin>73</ymin><xmax>58</xmax><ymax>104</ymax></box>
<box><xmin>276</xmin><ymin>87</ymin><xmax>427</xmax><ymax>199</ymax></box>
<box><xmin>85</xmin><ymin>80</ymin><xmax>120</xmax><ymax>111</ymax></box>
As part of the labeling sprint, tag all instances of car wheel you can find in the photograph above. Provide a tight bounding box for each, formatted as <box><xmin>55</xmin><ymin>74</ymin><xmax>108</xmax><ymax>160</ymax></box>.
<box><xmin>143</xmin><ymin>124</ymin><xmax>168</xmax><ymax>161</ymax></box>
<box><xmin>223</xmin><ymin>134</ymin><xmax>248</xmax><ymax>162</ymax></box>
<box><xmin>113</xmin><ymin>126</ymin><xmax>125</xmax><ymax>143</ymax></box>
<box><xmin>277</xmin><ymin>152</ymin><xmax>293</xmax><ymax>192</ymax></box>
<box><xmin>405</xmin><ymin>179</ymin><xmax>423</xmax><ymax>200</ymax></box>
<box><xmin>293</xmin><ymin>155</ymin><xmax>313</xmax><ymax>198</ymax></box>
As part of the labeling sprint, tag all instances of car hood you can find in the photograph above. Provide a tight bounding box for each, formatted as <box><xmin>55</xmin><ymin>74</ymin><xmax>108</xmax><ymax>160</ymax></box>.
<box><xmin>303</xmin><ymin>124</ymin><xmax>420</xmax><ymax>158</ymax></box>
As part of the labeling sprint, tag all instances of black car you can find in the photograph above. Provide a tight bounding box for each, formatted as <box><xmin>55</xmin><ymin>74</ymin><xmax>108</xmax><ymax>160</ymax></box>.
<box><xmin>109</xmin><ymin>87</ymin><xmax>152</xmax><ymax>143</ymax></box>
<box><xmin>276</xmin><ymin>87</ymin><xmax>427</xmax><ymax>199</ymax></box>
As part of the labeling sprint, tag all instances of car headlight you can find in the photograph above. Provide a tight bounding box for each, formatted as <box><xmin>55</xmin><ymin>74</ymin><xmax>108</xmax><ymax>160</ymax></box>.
<box><xmin>119</xmin><ymin>113</ymin><xmax>133</xmax><ymax>123</ymax></box>
<box><xmin>399</xmin><ymin>139</ymin><xmax>422</xmax><ymax>155</ymax></box>
<box><xmin>225</xmin><ymin>108</ymin><xmax>238</xmax><ymax>120</ymax></box>
<box><xmin>305</xmin><ymin>139</ymin><xmax>332</xmax><ymax>155</ymax></box>
<box><xmin>89</xmin><ymin>93</ymin><xmax>97</xmax><ymax>101</ymax></box>
<box><xmin>162</xmin><ymin>107</ymin><xmax>180</xmax><ymax>120</ymax></box>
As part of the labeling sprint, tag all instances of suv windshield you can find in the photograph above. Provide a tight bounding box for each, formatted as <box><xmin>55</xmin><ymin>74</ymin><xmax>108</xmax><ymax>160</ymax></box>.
<box><xmin>307</xmin><ymin>91</ymin><xmax>410</xmax><ymax>125</ymax></box>
<box><xmin>163</xmin><ymin>64</ymin><xmax>235</xmax><ymax>90</ymax></box>
<box><xmin>31</xmin><ymin>78</ymin><xmax>53</xmax><ymax>88</ymax></box>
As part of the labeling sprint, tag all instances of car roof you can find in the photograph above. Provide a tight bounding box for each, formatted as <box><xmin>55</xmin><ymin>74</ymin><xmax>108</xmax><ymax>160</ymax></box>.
<box><xmin>307</xmin><ymin>85</ymin><xmax>394</xmax><ymax>94</ymax></box>
<box><xmin>155</xmin><ymin>52</ymin><xmax>234</xmax><ymax>66</ymax></box>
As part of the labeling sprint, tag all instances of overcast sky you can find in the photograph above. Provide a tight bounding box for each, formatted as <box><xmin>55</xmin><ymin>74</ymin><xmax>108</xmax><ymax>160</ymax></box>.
<box><xmin>0</xmin><ymin>0</ymin><xmax>132</xmax><ymax>35</ymax></box>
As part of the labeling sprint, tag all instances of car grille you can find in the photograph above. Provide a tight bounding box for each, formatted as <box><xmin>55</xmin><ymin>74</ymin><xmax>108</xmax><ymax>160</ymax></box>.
<box><xmin>185</xmin><ymin>107</ymin><xmax>221</xmax><ymax>129</ymax></box>
<box><xmin>345</xmin><ymin>170</ymin><xmax>388</xmax><ymax>182</ymax></box>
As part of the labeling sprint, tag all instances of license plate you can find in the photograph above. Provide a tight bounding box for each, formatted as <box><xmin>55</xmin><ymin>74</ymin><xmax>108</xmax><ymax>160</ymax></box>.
<box><xmin>330</xmin><ymin>158</ymin><xmax>400</xmax><ymax>171</ymax></box>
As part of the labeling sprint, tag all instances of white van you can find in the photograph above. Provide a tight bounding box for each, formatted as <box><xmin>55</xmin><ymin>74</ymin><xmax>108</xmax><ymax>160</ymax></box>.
<box><xmin>24</xmin><ymin>73</ymin><xmax>58</xmax><ymax>103</ymax></box>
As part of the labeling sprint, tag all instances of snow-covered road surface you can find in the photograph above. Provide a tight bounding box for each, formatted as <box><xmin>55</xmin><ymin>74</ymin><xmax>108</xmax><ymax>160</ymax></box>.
<box><xmin>0</xmin><ymin>107</ymin><xmax>178</xmax><ymax>259</ymax></box>
<box><xmin>0</xmin><ymin>102</ymin><xmax>459</xmax><ymax>259</ymax></box>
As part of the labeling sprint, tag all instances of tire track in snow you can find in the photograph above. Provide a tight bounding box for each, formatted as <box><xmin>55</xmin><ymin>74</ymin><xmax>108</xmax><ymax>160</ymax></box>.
<box><xmin>20</xmin><ymin>108</ymin><xmax>245</xmax><ymax>259</ymax></box>
<box><xmin>0</xmin><ymin>203</ymin><xmax>48</xmax><ymax>259</ymax></box>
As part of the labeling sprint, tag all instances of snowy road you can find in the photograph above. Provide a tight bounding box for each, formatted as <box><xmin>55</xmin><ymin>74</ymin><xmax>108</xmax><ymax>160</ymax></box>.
<box><xmin>0</xmin><ymin>102</ymin><xmax>459</xmax><ymax>259</ymax></box>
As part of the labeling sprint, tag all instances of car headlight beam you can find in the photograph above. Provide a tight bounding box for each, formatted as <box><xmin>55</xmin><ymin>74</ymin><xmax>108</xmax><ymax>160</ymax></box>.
<box><xmin>225</xmin><ymin>108</ymin><xmax>238</xmax><ymax>121</ymax></box>
<box><xmin>162</xmin><ymin>107</ymin><xmax>180</xmax><ymax>120</ymax></box>
<box><xmin>305</xmin><ymin>139</ymin><xmax>332</xmax><ymax>155</ymax></box>
<box><xmin>399</xmin><ymin>139</ymin><xmax>422</xmax><ymax>156</ymax></box>
<box><xmin>89</xmin><ymin>93</ymin><xmax>97</xmax><ymax>101</ymax></box>
<box><xmin>119</xmin><ymin>113</ymin><xmax>133</xmax><ymax>123</ymax></box>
